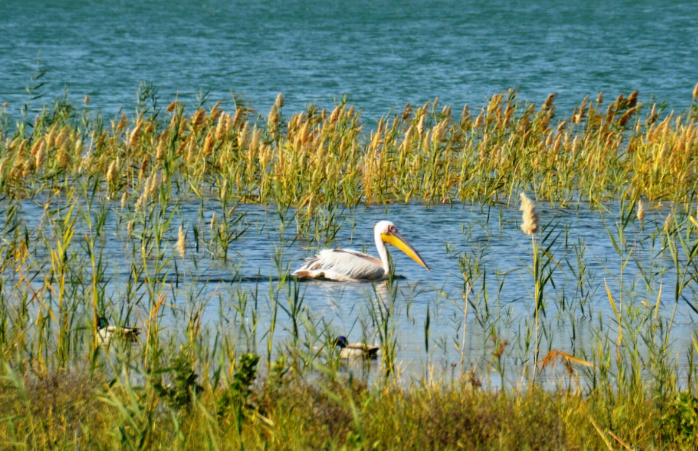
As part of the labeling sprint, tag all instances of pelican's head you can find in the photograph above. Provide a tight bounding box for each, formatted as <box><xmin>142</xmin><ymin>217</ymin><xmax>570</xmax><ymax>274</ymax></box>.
<box><xmin>374</xmin><ymin>221</ymin><xmax>430</xmax><ymax>271</ymax></box>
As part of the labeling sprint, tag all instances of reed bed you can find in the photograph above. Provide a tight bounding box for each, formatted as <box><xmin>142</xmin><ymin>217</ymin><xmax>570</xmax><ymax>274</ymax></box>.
<box><xmin>0</xmin><ymin>86</ymin><xmax>698</xmax><ymax>449</ymax></box>
<box><xmin>1</xmin><ymin>86</ymin><xmax>698</xmax><ymax>214</ymax></box>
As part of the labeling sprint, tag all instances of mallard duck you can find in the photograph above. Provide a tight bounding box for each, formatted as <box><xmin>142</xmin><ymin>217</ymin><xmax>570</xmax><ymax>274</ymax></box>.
<box><xmin>334</xmin><ymin>336</ymin><xmax>379</xmax><ymax>360</ymax></box>
<box><xmin>97</xmin><ymin>316</ymin><xmax>140</xmax><ymax>345</ymax></box>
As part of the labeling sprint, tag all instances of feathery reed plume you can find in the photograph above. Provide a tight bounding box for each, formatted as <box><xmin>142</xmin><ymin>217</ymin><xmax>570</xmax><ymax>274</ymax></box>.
<box><xmin>542</xmin><ymin>94</ymin><xmax>555</xmax><ymax>111</ymax></box>
<box><xmin>156</xmin><ymin>139</ymin><xmax>165</xmax><ymax>160</ymax></box>
<box><xmin>417</xmin><ymin>114</ymin><xmax>425</xmax><ymax>136</ymax></box>
<box><xmin>166</xmin><ymin>101</ymin><xmax>180</xmax><ymax>113</ymax></box>
<box><xmin>520</xmin><ymin>192</ymin><xmax>539</xmax><ymax>235</ymax></box>
<box><xmin>215</xmin><ymin>113</ymin><xmax>227</xmax><ymax>140</ymax></box>
<box><xmin>136</xmin><ymin>172</ymin><xmax>159</xmax><ymax>211</ymax></box>
<box><xmin>596</xmin><ymin>91</ymin><xmax>603</xmax><ymax>105</ymax></box>
<box><xmin>627</xmin><ymin>90</ymin><xmax>639</xmax><ymax>108</ymax></box>
<box><xmin>176</xmin><ymin>226</ymin><xmax>186</xmax><ymax>259</ymax></box>
<box><xmin>275</xmin><ymin>93</ymin><xmax>285</xmax><ymax>109</ymax></box>
<box><xmin>106</xmin><ymin>160</ymin><xmax>117</xmax><ymax>185</ymax></box>
<box><xmin>121</xmin><ymin>192</ymin><xmax>128</xmax><ymax>210</ymax></box>
<box><xmin>637</xmin><ymin>200</ymin><xmax>646</xmax><ymax>221</ymax></box>
<box><xmin>663</xmin><ymin>213</ymin><xmax>673</xmax><ymax>233</ymax></box>
<box><xmin>694</xmin><ymin>82</ymin><xmax>698</xmax><ymax>101</ymax></box>
<box><xmin>329</xmin><ymin>105</ymin><xmax>341</xmax><ymax>123</ymax></box>
<box><xmin>191</xmin><ymin>109</ymin><xmax>206</xmax><ymax>128</ymax></box>
<box><xmin>35</xmin><ymin>140</ymin><xmax>46</xmax><ymax>169</ymax></box>
<box><xmin>210</xmin><ymin>212</ymin><xmax>216</xmax><ymax>231</ymax></box>
<box><xmin>83</xmin><ymin>95</ymin><xmax>90</xmax><ymax>104</ymax></box>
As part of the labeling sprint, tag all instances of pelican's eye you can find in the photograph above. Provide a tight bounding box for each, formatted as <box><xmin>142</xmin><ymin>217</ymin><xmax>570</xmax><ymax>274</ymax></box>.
<box><xmin>388</xmin><ymin>225</ymin><xmax>397</xmax><ymax>233</ymax></box>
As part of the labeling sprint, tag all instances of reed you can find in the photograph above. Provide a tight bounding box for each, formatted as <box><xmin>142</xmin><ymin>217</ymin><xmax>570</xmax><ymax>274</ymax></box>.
<box><xmin>0</xmin><ymin>87</ymin><xmax>697</xmax><ymax>449</ymax></box>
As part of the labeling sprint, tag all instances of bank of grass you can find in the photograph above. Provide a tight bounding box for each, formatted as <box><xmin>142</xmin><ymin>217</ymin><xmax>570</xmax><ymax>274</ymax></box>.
<box><xmin>2</xmin><ymin>364</ymin><xmax>697</xmax><ymax>450</ymax></box>
<box><xmin>1</xmin><ymin>86</ymin><xmax>698</xmax><ymax>449</ymax></box>
<box><xmin>1</xmin><ymin>85</ymin><xmax>698</xmax><ymax>216</ymax></box>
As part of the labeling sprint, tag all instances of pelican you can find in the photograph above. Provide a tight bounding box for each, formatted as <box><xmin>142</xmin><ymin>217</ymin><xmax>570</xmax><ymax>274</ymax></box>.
<box><xmin>293</xmin><ymin>220</ymin><xmax>430</xmax><ymax>282</ymax></box>
<box><xmin>334</xmin><ymin>336</ymin><xmax>380</xmax><ymax>360</ymax></box>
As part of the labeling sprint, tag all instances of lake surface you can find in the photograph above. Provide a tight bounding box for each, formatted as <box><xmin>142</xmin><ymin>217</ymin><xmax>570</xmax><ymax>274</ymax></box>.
<box><xmin>1</xmin><ymin>0</ymin><xmax>698</xmax><ymax>121</ymax></box>
<box><xmin>10</xmin><ymin>196</ymin><xmax>697</xmax><ymax>384</ymax></box>
<box><xmin>2</xmin><ymin>0</ymin><xmax>698</xmax><ymax>383</ymax></box>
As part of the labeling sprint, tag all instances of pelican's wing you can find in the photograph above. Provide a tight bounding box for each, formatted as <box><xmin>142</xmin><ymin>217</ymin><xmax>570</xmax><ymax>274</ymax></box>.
<box><xmin>293</xmin><ymin>249</ymin><xmax>385</xmax><ymax>281</ymax></box>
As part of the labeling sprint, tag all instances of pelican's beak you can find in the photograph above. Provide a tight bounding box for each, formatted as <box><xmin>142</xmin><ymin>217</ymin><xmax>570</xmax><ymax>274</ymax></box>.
<box><xmin>381</xmin><ymin>231</ymin><xmax>430</xmax><ymax>271</ymax></box>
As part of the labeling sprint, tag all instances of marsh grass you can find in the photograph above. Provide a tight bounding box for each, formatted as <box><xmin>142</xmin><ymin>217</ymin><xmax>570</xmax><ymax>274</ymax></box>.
<box><xmin>1</xmin><ymin>87</ymin><xmax>698</xmax><ymax>449</ymax></box>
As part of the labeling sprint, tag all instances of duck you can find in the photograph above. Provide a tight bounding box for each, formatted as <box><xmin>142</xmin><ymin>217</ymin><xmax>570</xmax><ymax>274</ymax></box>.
<box><xmin>334</xmin><ymin>336</ymin><xmax>380</xmax><ymax>360</ymax></box>
<box><xmin>97</xmin><ymin>315</ymin><xmax>140</xmax><ymax>345</ymax></box>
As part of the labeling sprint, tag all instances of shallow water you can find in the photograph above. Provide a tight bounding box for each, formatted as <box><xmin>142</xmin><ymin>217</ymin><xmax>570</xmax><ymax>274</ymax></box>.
<box><xmin>1</xmin><ymin>0</ymin><xmax>698</xmax><ymax>120</ymax></box>
<box><xmin>10</xmin><ymin>197</ymin><xmax>696</xmax><ymax>384</ymax></box>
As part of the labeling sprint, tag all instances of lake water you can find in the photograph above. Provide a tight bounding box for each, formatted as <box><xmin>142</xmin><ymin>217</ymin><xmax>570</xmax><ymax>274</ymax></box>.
<box><xmin>2</xmin><ymin>0</ymin><xmax>698</xmax><ymax>383</ymax></box>
<box><xmin>11</xmin><ymin>196</ymin><xmax>697</xmax><ymax>384</ymax></box>
<box><xmin>1</xmin><ymin>0</ymin><xmax>698</xmax><ymax>121</ymax></box>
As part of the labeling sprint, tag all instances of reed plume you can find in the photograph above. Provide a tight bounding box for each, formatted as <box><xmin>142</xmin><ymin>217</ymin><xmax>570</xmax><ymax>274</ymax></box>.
<box><xmin>520</xmin><ymin>193</ymin><xmax>539</xmax><ymax>235</ymax></box>
<box><xmin>637</xmin><ymin>200</ymin><xmax>646</xmax><ymax>221</ymax></box>
<box><xmin>176</xmin><ymin>226</ymin><xmax>186</xmax><ymax>259</ymax></box>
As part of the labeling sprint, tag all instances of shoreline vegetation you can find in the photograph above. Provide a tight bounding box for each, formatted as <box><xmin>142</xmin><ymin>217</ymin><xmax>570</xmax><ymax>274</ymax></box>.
<box><xmin>1</xmin><ymin>85</ymin><xmax>698</xmax><ymax>449</ymax></box>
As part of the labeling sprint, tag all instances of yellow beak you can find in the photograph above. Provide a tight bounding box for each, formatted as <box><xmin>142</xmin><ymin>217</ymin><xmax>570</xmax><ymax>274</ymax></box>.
<box><xmin>381</xmin><ymin>231</ymin><xmax>430</xmax><ymax>271</ymax></box>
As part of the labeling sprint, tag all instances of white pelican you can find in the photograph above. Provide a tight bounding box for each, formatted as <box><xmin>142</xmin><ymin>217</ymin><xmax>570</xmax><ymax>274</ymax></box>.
<box><xmin>293</xmin><ymin>220</ymin><xmax>430</xmax><ymax>282</ymax></box>
<box><xmin>334</xmin><ymin>336</ymin><xmax>380</xmax><ymax>359</ymax></box>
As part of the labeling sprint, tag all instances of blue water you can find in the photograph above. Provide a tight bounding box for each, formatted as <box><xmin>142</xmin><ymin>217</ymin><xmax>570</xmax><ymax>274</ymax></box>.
<box><xmin>1</xmin><ymin>0</ymin><xmax>697</xmax><ymax>121</ymax></box>
<box><xmin>2</xmin><ymin>0</ymin><xmax>698</xmax><ymax>382</ymax></box>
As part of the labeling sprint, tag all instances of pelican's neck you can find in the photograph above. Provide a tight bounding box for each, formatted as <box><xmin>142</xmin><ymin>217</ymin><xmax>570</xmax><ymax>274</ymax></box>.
<box><xmin>375</xmin><ymin>228</ymin><xmax>390</xmax><ymax>274</ymax></box>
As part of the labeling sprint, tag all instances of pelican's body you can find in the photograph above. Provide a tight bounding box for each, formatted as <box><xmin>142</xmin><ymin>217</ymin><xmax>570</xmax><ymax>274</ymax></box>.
<box><xmin>293</xmin><ymin>220</ymin><xmax>429</xmax><ymax>282</ymax></box>
<box><xmin>97</xmin><ymin>316</ymin><xmax>140</xmax><ymax>346</ymax></box>
<box><xmin>334</xmin><ymin>336</ymin><xmax>380</xmax><ymax>360</ymax></box>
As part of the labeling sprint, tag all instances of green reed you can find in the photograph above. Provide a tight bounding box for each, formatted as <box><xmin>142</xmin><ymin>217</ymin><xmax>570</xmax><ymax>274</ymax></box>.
<box><xmin>1</xmin><ymin>87</ymin><xmax>698</xmax><ymax>448</ymax></box>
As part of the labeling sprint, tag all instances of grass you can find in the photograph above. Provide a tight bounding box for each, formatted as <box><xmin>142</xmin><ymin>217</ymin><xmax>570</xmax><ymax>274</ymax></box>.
<box><xmin>0</xmin><ymin>85</ymin><xmax>698</xmax><ymax>448</ymax></box>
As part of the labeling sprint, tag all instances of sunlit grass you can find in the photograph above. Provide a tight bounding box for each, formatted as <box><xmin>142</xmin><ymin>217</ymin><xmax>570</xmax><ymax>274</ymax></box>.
<box><xmin>0</xmin><ymin>85</ymin><xmax>698</xmax><ymax>448</ymax></box>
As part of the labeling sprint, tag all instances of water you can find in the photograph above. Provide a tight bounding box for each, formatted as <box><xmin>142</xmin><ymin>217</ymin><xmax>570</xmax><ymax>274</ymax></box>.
<box><xmin>11</xmin><ymin>197</ymin><xmax>697</xmax><ymax>383</ymax></box>
<box><xmin>2</xmin><ymin>0</ymin><xmax>698</xmax><ymax>382</ymax></box>
<box><xmin>1</xmin><ymin>0</ymin><xmax>698</xmax><ymax>122</ymax></box>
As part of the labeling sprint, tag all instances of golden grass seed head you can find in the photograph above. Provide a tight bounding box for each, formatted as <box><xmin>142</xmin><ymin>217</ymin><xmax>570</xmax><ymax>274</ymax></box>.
<box><xmin>166</xmin><ymin>101</ymin><xmax>180</xmax><ymax>113</ymax></box>
<box><xmin>329</xmin><ymin>105</ymin><xmax>341</xmax><ymax>123</ymax></box>
<box><xmin>106</xmin><ymin>160</ymin><xmax>117</xmax><ymax>184</ymax></box>
<box><xmin>663</xmin><ymin>213</ymin><xmax>673</xmax><ymax>233</ymax></box>
<box><xmin>117</xmin><ymin>113</ymin><xmax>128</xmax><ymax>132</ymax></box>
<box><xmin>121</xmin><ymin>191</ymin><xmax>128</xmax><ymax>210</ymax></box>
<box><xmin>275</xmin><ymin>93</ymin><xmax>285</xmax><ymax>109</ymax></box>
<box><xmin>156</xmin><ymin>139</ymin><xmax>165</xmax><ymax>160</ymax></box>
<box><xmin>57</xmin><ymin>145</ymin><xmax>69</xmax><ymax>168</ymax></box>
<box><xmin>35</xmin><ymin>140</ymin><xmax>46</xmax><ymax>169</ymax></box>
<box><xmin>519</xmin><ymin>192</ymin><xmax>539</xmax><ymax>235</ymax></box>
<box><xmin>84</xmin><ymin>95</ymin><xmax>90</xmax><ymax>104</ymax></box>
<box><xmin>215</xmin><ymin>113</ymin><xmax>227</xmax><ymax>140</ymax></box>
<box><xmin>542</xmin><ymin>93</ymin><xmax>556</xmax><ymax>111</ymax></box>
<box><xmin>402</xmin><ymin>103</ymin><xmax>412</xmax><ymax>120</ymax></box>
<box><xmin>191</xmin><ymin>108</ymin><xmax>206</xmax><ymax>128</ymax></box>
<box><xmin>693</xmin><ymin>82</ymin><xmax>698</xmax><ymax>100</ymax></box>
<box><xmin>637</xmin><ymin>200</ymin><xmax>646</xmax><ymax>221</ymax></box>
<box><xmin>417</xmin><ymin>114</ymin><xmax>426</xmax><ymax>136</ymax></box>
<box><xmin>176</xmin><ymin>226</ymin><xmax>186</xmax><ymax>259</ymax></box>
<box><xmin>627</xmin><ymin>90</ymin><xmax>639</xmax><ymax>108</ymax></box>
<box><xmin>238</xmin><ymin>122</ymin><xmax>249</xmax><ymax>149</ymax></box>
<box><xmin>596</xmin><ymin>91</ymin><xmax>604</xmax><ymax>105</ymax></box>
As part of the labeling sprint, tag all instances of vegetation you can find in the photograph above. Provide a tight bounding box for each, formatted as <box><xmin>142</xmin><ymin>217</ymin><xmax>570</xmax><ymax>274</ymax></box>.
<box><xmin>1</xmin><ymin>84</ymin><xmax>698</xmax><ymax>449</ymax></box>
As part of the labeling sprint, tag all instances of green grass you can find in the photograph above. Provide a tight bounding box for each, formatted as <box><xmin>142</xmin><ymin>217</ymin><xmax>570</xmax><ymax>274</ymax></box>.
<box><xmin>1</xmin><ymin>87</ymin><xmax>698</xmax><ymax>449</ymax></box>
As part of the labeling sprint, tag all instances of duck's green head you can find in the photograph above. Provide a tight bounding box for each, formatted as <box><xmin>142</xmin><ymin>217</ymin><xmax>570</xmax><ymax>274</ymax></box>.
<box><xmin>97</xmin><ymin>316</ymin><xmax>109</xmax><ymax>329</ymax></box>
<box><xmin>334</xmin><ymin>336</ymin><xmax>349</xmax><ymax>348</ymax></box>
